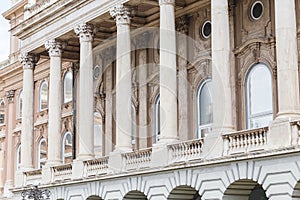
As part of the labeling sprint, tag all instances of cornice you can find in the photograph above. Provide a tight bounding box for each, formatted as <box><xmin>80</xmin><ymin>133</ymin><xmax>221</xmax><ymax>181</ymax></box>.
<box><xmin>2</xmin><ymin>0</ymin><xmax>27</xmax><ymax>20</ymax></box>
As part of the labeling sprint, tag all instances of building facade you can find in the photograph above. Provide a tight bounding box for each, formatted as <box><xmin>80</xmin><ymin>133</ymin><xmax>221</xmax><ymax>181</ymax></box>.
<box><xmin>0</xmin><ymin>0</ymin><xmax>300</xmax><ymax>199</ymax></box>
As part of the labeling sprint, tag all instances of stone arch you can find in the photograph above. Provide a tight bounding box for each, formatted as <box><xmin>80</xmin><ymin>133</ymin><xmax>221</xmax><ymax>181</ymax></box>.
<box><xmin>168</xmin><ymin>185</ymin><xmax>201</xmax><ymax>200</ymax></box>
<box><xmin>123</xmin><ymin>190</ymin><xmax>147</xmax><ymax>200</ymax></box>
<box><xmin>86</xmin><ymin>195</ymin><xmax>103</xmax><ymax>200</ymax></box>
<box><xmin>223</xmin><ymin>179</ymin><xmax>267</xmax><ymax>200</ymax></box>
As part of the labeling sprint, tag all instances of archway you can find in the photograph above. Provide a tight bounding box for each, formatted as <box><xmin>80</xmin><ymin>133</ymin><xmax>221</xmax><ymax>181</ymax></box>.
<box><xmin>292</xmin><ymin>181</ymin><xmax>300</xmax><ymax>199</ymax></box>
<box><xmin>223</xmin><ymin>179</ymin><xmax>267</xmax><ymax>200</ymax></box>
<box><xmin>86</xmin><ymin>195</ymin><xmax>103</xmax><ymax>200</ymax></box>
<box><xmin>123</xmin><ymin>190</ymin><xmax>147</xmax><ymax>200</ymax></box>
<box><xmin>168</xmin><ymin>186</ymin><xmax>201</xmax><ymax>200</ymax></box>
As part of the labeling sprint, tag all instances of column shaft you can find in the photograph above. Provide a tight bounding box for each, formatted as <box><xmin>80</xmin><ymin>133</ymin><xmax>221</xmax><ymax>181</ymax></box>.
<box><xmin>45</xmin><ymin>40</ymin><xmax>64</xmax><ymax>165</ymax></box>
<box><xmin>4</xmin><ymin>91</ymin><xmax>15</xmax><ymax>190</ymax></box>
<box><xmin>74</xmin><ymin>23</ymin><xmax>95</xmax><ymax>159</ymax></box>
<box><xmin>211</xmin><ymin>0</ymin><xmax>234</xmax><ymax>132</ymax></box>
<box><xmin>19</xmin><ymin>53</ymin><xmax>39</xmax><ymax>170</ymax></box>
<box><xmin>110</xmin><ymin>4</ymin><xmax>133</xmax><ymax>152</ymax></box>
<box><xmin>159</xmin><ymin>0</ymin><xmax>178</xmax><ymax>143</ymax></box>
<box><xmin>275</xmin><ymin>0</ymin><xmax>300</xmax><ymax>119</ymax></box>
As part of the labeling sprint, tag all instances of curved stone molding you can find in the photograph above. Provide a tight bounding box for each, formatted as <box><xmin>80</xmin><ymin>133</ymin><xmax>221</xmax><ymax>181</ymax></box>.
<box><xmin>159</xmin><ymin>0</ymin><xmax>175</xmax><ymax>6</ymax></box>
<box><xmin>19</xmin><ymin>52</ymin><xmax>40</xmax><ymax>70</ymax></box>
<box><xmin>74</xmin><ymin>23</ymin><xmax>95</xmax><ymax>43</ymax></box>
<box><xmin>109</xmin><ymin>4</ymin><xmax>134</xmax><ymax>25</ymax></box>
<box><xmin>45</xmin><ymin>39</ymin><xmax>65</xmax><ymax>57</ymax></box>
<box><xmin>6</xmin><ymin>90</ymin><xmax>15</xmax><ymax>103</ymax></box>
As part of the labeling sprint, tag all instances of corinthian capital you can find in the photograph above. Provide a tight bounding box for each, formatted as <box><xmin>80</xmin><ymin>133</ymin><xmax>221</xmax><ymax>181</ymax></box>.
<box><xmin>74</xmin><ymin>23</ymin><xmax>96</xmax><ymax>42</ymax></box>
<box><xmin>159</xmin><ymin>0</ymin><xmax>175</xmax><ymax>6</ymax></box>
<box><xmin>19</xmin><ymin>52</ymin><xmax>40</xmax><ymax>70</ymax></box>
<box><xmin>45</xmin><ymin>39</ymin><xmax>65</xmax><ymax>57</ymax></box>
<box><xmin>110</xmin><ymin>4</ymin><xmax>135</xmax><ymax>25</ymax></box>
<box><xmin>6</xmin><ymin>90</ymin><xmax>15</xmax><ymax>103</ymax></box>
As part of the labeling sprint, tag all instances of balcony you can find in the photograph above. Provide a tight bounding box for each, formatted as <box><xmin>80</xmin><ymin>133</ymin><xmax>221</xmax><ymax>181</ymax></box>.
<box><xmin>15</xmin><ymin>121</ymin><xmax>300</xmax><ymax>189</ymax></box>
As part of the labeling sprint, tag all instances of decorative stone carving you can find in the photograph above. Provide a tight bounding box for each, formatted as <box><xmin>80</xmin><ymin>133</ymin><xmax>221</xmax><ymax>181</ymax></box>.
<box><xmin>45</xmin><ymin>39</ymin><xmax>65</xmax><ymax>57</ymax></box>
<box><xmin>135</xmin><ymin>32</ymin><xmax>149</xmax><ymax>49</ymax></box>
<box><xmin>6</xmin><ymin>90</ymin><xmax>15</xmax><ymax>103</ymax></box>
<box><xmin>19</xmin><ymin>52</ymin><xmax>40</xmax><ymax>70</ymax></box>
<box><xmin>159</xmin><ymin>0</ymin><xmax>175</xmax><ymax>6</ymax></box>
<box><xmin>102</xmin><ymin>47</ymin><xmax>116</xmax><ymax>66</ymax></box>
<box><xmin>176</xmin><ymin>15</ymin><xmax>189</xmax><ymax>34</ymax></box>
<box><xmin>109</xmin><ymin>4</ymin><xmax>135</xmax><ymax>25</ymax></box>
<box><xmin>74</xmin><ymin>23</ymin><xmax>96</xmax><ymax>42</ymax></box>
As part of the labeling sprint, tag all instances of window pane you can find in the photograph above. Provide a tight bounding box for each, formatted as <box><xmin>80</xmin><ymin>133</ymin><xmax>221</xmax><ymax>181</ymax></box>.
<box><xmin>40</xmin><ymin>82</ymin><xmax>48</xmax><ymax>110</ymax></box>
<box><xmin>246</xmin><ymin>63</ymin><xmax>273</xmax><ymax>129</ymax></box>
<box><xmin>200</xmin><ymin>81</ymin><xmax>212</xmax><ymax>125</ymax></box>
<box><xmin>64</xmin><ymin>72</ymin><xmax>73</xmax><ymax>103</ymax></box>
<box><xmin>39</xmin><ymin>139</ymin><xmax>47</xmax><ymax>169</ymax></box>
<box><xmin>0</xmin><ymin>101</ymin><xmax>5</xmax><ymax>124</ymax></box>
<box><xmin>63</xmin><ymin>133</ymin><xmax>72</xmax><ymax>164</ymax></box>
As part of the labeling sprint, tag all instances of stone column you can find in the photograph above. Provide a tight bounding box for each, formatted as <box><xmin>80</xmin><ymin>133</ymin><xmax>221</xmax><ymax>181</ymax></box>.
<box><xmin>74</xmin><ymin>23</ymin><xmax>95</xmax><ymax>160</ymax></box>
<box><xmin>176</xmin><ymin>16</ymin><xmax>189</xmax><ymax>141</ymax></box>
<box><xmin>4</xmin><ymin>90</ymin><xmax>15</xmax><ymax>194</ymax></box>
<box><xmin>136</xmin><ymin>33</ymin><xmax>148</xmax><ymax>149</ymax></box>
<box><xmin>211</xmin><ymin>0</ymin><xmax>234</xmax><ymax>132</ymax></box>
<box><xmin>158</xmin><ymin>0</ymin><xmax>178</xmax><ymax>143</ymax></box>
<box><xmin>110</xmin><ymin>4</ymin><xmax>134</xmax><ymax>152</ymax></box>
<box><xmin>45</xmin><ymin>39</ymin><xmax>64</xmax><ymax>165</ymax></box>
<box><xmin>274</xmin><ymin>0</ymin><xmax>300</xmax><ymax>119</ymax></box>
<box><xmin>19</xmin><ymin>52</ymin><xmax>39</xmax><ymax>170</ymax></box>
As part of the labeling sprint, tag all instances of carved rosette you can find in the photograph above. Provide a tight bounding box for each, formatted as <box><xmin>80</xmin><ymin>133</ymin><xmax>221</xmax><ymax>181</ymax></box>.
<box><xmin>74</xmin><ymin>23</ymin><xmax>95</xmax><ymax>43</ymax></box>
<box><xmin>159</xmin><ymin>0</ymin><xmax>175</xmax><ymax>6</ymax></box>
<box><xmin>176</xmin><ymin>15</ymin><xmax>189</xmax><ymax>34</ymax></box>
<box><xmin>19</xmin><ymin>52</ymin><xmax>40</xmax><ymax>70</ymax></box>
<box><xmin>6</xmin><ymin>90</ymin><xmax>15</xmax><ymax>103</ymax></box>
<box><xmin>110</xmin><ymin>4</ymin><xmax>134</xmax><ymax>25</ymax></box>
<box><xmin>45</xmin><ymin>39</ymin><xmax>65</xmax><ymax>57</ymax></box>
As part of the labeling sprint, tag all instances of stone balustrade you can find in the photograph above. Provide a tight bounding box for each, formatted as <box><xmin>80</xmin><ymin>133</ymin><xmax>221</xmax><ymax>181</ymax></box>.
<box><xmin>122</xmin><ymin>148</ymin><xmax>152</xmax><ymax>171</ymax></box>
<box><xmin>223</xmin><ymin>127</ymin><xmax>268</xmax><ymax>155</ymax></box>
<box><xmin>167</xmin><ymin>139</ymin><xmax>204</xmax><ymax>163</ymax></box>
<box><xmin>24</xmin><ymin>169</ymin><xmax>42</xmax><ymax>186</ymax></box>
<box><xmin>83</xmin><ymin>156</ymin><xmax>109</xmax><ymax>177</ymax></box>
<box><xmin>52</xmin><ymin>163</ymin><xmax>72</xmax><ymax>182</ymax></box>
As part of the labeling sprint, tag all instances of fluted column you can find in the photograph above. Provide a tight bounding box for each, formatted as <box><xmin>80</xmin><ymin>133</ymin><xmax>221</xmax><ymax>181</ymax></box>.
<box><xmin>158</xmin><ymin>0</ymin><xmax>178</xmax><ymax>143</ymax></box>
<box><xmin>110</xmin><ymin>4</ymin><xmax>134</xmax><ymax>152</ymax></box>
<box><xmin>275</xmin><ymin>0</ymin><xmax>300</xmax><ymax>119</ymax></box>
<box><xmin>4</xmin><ymin>90</ymin><xmax>15</xmax><ymax>191</ymax></box>
<box><xmin>211</xmin><ymin>0</ymin><xmax>234</xmax><ymax>132</ymax></box>
<box><xmin>74</xmin><ymin>23</ymin><xmax>95</xmax><ymax>160</ymax></box>
<box><xmin>45</xmin><ymin>39</ymin><xmax>64</xmax><ymax>165</ymax></box>
<box><xmin>19</xmin><ymin>52</ymin><xmax>39</xmax><ymax>170</ymax></box>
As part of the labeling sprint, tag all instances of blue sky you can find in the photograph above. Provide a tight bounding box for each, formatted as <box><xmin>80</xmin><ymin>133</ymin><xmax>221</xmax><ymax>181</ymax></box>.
<box><xmin>0</xmin><ymin>0</ymin><xmax>11</xmax><ymax>61</ymax></box>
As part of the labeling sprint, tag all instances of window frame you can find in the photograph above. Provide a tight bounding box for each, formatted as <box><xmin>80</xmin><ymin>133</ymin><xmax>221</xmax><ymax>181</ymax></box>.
<box><xmin>63</xmin><ymin>71</ymin><xmax>73</xmax><ymax>104</ymax></box>
<box><xmin>245</xmin><ymin>62</ymin><xmax>273</xmax><ymax>129</ymax></box>
<box><xmin>39</xmin><ymin>81</ymin><xmax>48</xmax><ymax>111</ymax></box>
<box><xmin>62</xmin><ymin>132</ymin><xmax>72</xmax><ymax>164</ymax></box>
<box><xmin>16</xmin><ymin>144</ymin><xmax>21</xmax><ymax>171</ymax></box>
<box><xmin>37</xmin><ymin>138</ymin><xmax>47</xmax><ymax>169</ymax></box>
<box><xmin>154</xmin><ymin>95</ymin><xmax>160</xmax><ymax>143</ymax></box>
<box><xmin>196</xmin><ymin>79</ymin><xmax>213</xmax><ymax>139</ymax></box>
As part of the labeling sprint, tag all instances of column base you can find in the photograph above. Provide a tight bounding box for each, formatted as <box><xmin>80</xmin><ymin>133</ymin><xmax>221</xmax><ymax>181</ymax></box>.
<box><xmin>113</xmin><ymin>146</ymin><xmax>132</xmax><ymax>153</ymax></box>
<box><xmin>275</xmin><ymin>112</ymin><xmax>300</xmax><ymax>122</ymax></box>
<box><xmin>157</xmin><ymin>137</ymin><xmax>179</xmax><ymax>145</ymax></box>
<box><xmin>76</xmin><ymin>154</ymin><xmax>94</xmax><ymax>161</ymax></box>
<box><xmin>3</xmin><ymin>180</ymin><xmax>13</xmax><ymax>198</ymax></box>
<box><xmin>46</xmin><ymin>160</ymin><xmax>62</xmax><ymax>167</ymax></box>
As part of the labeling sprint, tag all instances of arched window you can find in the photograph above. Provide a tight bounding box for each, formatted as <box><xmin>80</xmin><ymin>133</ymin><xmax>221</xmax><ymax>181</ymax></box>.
<box><xmin>39</xmin><ymin>81</ymin><xmax>48</xmax><ymax>111</ymax></box>
<box><xmin>62</xmin><ymin>132</ymin><xmax>72</xmax><ymax>164</ymax></box>
<box><xmin>197</xmin><ymin>80</ymin><xmax>212</xmax><ymax>138</ymax></box>
<box><xmin>154</xmin><ymin>95</ymin><xmax>160</xmax><ymax>143</ymax></box>
<box><xmin>38</xmin><ymin>138</ymin><xmax>47</xmax><ymax>169</ymax></box>
<box><xmin>63</xmin><ymin>71</ymin><xmax>73</xmax><ymax>103</ymax></box>
<box><xmin>16</xmin><ymin>144</ymin><xmax>21</xmax><ymax>171</ymax></box>
<box><xmin>246</xmin><ymin>63</ymin><xmax>273</xmax><ymax>129</ymax></box>
<box><xmin>0</xmin><ymin>100</ymin><xmax>5</xmax><ymax>124</ymax></box>
<box><xmin>18</xmin><ymin>91</ymin><xmax>23</xmax><ymax>118</ymax></box>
